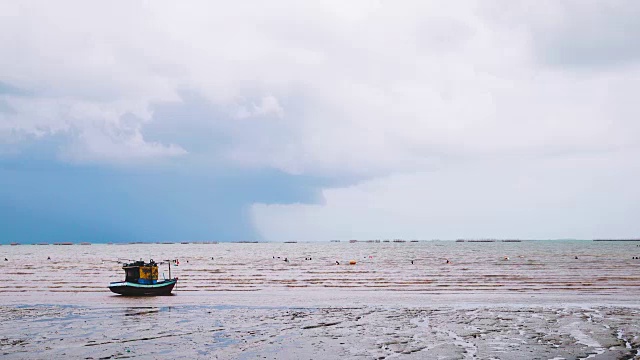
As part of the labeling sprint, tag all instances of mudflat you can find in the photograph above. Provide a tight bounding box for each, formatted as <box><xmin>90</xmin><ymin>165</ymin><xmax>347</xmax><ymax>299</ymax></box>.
<box><xmin>1</xmin><ymin>301</ymin><xmax>639</xmax><ymax>359</ymax></box>
<box><xmin>1</xmin><ymin>241</ymin><xmax>639</xmax><ymax>358</ymax></box>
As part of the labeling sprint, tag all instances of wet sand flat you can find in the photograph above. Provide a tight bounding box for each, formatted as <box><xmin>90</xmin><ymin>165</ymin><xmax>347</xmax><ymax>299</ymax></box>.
<box><xmin>1</xmin><ymin>303</ymin><xmax>639</xmax><ymax>359</ymax></box>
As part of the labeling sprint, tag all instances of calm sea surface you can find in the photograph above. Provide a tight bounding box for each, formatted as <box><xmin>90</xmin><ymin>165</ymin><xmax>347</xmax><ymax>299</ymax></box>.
<box><xmin>1</xmin><ymin>241</ymin><xmax>639</xmax><ymax>302</ymax></box>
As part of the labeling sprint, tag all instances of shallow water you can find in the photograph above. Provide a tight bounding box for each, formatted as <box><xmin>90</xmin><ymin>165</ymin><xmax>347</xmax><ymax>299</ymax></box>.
<box><xmin>1</xmin><ymin>241</ymin><xmax>639</xmax><ymax>301</ymax></box>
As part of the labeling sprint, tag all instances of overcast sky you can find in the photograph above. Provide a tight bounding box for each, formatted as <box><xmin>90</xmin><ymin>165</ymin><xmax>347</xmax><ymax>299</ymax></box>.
<box><xmin>1</xmin><ymin>1</ymin><xmax>639</xmax><ymax>242</ymax></box>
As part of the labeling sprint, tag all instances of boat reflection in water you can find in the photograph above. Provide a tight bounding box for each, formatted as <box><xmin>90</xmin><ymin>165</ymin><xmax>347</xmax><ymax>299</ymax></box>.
<box><xmin>109</xmin><ymin>259</ymin><xmax>178</xmax><ymax>296</ymax></box>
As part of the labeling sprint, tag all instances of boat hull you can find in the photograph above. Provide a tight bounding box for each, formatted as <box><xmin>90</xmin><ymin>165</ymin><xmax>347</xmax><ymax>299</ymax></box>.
<box><xmin>109</xmin><ymin>279</ymin><xmax>177</xmax><ymax>296</ymax></box>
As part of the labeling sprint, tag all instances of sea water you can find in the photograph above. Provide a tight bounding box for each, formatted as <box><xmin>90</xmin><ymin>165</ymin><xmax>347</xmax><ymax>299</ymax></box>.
<box><xmin>1</xmin><ymin>240</ymin><xmax>639</xmax><ymax>304</ymax></box>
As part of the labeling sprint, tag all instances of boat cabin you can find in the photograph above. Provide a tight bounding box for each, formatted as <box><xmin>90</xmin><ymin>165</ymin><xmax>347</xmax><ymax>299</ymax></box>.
<box><xmin>122</xmin><ymin>259</ymin><xmax>158</xmax><ymax>284</ymax></box>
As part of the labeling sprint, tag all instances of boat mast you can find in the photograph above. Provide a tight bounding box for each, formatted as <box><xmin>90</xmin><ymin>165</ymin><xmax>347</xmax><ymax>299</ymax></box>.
<box><xmin>162</xmin><ymin>259</ymin><xmax>172</xmax><ymax>279</ymax></box>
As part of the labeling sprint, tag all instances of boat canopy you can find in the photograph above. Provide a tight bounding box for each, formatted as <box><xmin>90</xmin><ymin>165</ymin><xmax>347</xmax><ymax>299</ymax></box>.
<box><xmin>122</xmin><ymin>260</ymin><xmax>158</xmax><ymax>284</ymax></box>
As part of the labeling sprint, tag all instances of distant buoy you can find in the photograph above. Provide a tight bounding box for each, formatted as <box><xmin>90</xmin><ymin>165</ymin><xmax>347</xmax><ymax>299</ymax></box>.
<box><xmin>349</xmin><ymin>260</ymin><xmax>357</xmax><ymax>265</ymax></box>
<box><xmin>503</xmin><ymin>256</ymin><xmax>509</xmax><ymax>261</ymax></box>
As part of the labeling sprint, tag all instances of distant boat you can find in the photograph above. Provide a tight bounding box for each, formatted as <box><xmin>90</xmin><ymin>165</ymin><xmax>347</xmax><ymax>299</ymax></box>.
<box><xmin>109</xmin><ymin>259</ymin><xmax>178</xmax><ymax>296</ymax></box>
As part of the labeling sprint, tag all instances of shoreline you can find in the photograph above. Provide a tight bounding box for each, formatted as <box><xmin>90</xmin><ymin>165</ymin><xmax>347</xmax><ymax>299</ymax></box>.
<box><xmin>2</xmin><ymin>289</ymin><xmax>639</xmax><ymax>308</ymax></box>
<box><xmin>4</xmin><ymin>238</ymin><xmax>640</xmax><ymax>245</ymax></box>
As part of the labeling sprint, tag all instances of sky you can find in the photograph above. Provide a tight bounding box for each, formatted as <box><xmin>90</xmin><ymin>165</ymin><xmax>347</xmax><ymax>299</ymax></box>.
<box><xmin>1</xmin><ymin>1</ymin><xmax>640</xmax><ymax>243</ymax></box>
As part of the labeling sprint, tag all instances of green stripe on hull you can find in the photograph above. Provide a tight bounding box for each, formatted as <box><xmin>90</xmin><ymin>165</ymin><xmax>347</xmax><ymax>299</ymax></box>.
<box><xmin>109</xmin><ymin>280</ymin><xmax>176</xmax><ymax>288</ymax></box>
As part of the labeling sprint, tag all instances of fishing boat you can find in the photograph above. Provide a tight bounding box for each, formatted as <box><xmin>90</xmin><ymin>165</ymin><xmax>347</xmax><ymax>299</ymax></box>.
<box><xmin>109</xmin><ymin>259</ymin><xmax>178</xmax><ymax>296</ymax></box>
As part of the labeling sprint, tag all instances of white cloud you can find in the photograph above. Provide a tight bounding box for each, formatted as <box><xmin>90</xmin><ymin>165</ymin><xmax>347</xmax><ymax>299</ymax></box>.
<box><xmin>1</xmin><ymin>1</ymin><xmax>639</xmax><ymax>238</ymax></box>
<box><xmin>0</xmin><ymin>95</ymin><xmax>187</xmax><ymax>163</ymax></box>
<box><xmin>235</xmin><ymin>96</ymin><xmax>284</xmax><ymax>119</ymax></box>
<box><xmin>2</xmin><ymin>1</ymin><xmax>639</xmax><ymax>170</ymax></box>
<box><xmin>252</xmin><ymin>151</ymin><xmax>640</xmax><ymax>241</ymax></box>
<box><xmin>59</xmin><ymin>117</ymin><xmax>187</xmax><ymax>165</ymax></box>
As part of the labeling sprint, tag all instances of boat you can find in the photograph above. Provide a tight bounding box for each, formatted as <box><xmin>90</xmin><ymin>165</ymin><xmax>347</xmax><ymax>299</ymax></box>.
<box><xmin>109</xmin><ymin>259</ymin><xmax>178</xmax><ymax>296</ymax></box>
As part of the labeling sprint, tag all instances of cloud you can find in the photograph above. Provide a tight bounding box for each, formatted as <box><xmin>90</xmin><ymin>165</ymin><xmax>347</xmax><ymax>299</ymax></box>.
<box><xmin>235</xmin><ymin>96</ymin><xmax>284</xmax><ymax>119</ymax></box>
<box><xmin>0</xmin><ymin>96</ymin><xmax>187</xmax><ymax>164</ymax></box>
<box><xmin>1</xmin><ymin>1</ymin><xmax>639</xmax><ymax>240</ymax></box>
<box><xmin>0</xmin><ymin>81</ymin><xmax>30</xmax><ymax>97</ymax></box>
<box><xmin>3</xmin><ymin>1</ymin><xmax>639</xmax><ymax>171</ymax></box>
<box><xmin>59</xmin><ymin>113</ymin><xmax>188</xmax><ymax>165</ymax></box>
<box><xmin>499</xmin><ymin>0</ymin><xmax>640</xmax><ymax>69</ymax></box>
<box><xmin>252</xmin><ymin>151</ymin><xmax>640</xmax><ymax>241</ymax></box>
